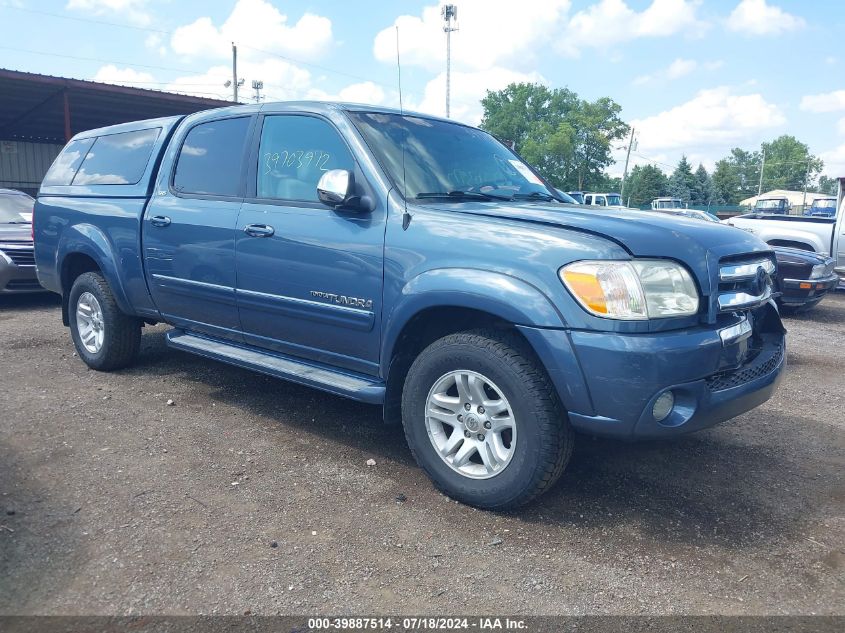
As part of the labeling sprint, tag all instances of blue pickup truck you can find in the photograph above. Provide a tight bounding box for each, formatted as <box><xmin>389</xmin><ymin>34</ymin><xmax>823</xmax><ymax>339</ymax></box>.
<box><xmin>34</xmin><ymin>102</ymin><xmax>786</xmax><ymax>509</ymax></box>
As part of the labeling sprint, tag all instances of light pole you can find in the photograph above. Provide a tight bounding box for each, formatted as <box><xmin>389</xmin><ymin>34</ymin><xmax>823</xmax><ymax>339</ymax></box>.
<box><xmin>442</xmin><ymin>4</ymin><xmax>458</xmax><ymax>118</ymax></box>
<box><xmin>252</xmin><ymin>80</ymin><xmax>264</xmax><ymax>104</ymax></box>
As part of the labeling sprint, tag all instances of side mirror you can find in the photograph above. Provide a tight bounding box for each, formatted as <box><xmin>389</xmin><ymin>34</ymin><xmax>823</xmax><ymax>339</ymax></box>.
<box><xmin>316</xmin><ymin>169</ymin><xmax>374</xmax><ymax>212</ymax></box>
<box><xmin>317</xmin><ymin>169</ymin><xmax>354</xmax><ymax>208</ymax></box>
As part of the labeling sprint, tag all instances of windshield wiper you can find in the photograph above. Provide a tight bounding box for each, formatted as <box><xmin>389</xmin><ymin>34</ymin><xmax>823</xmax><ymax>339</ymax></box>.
<box><xmin>512</xmin><ymin>191</ymin><xmax>560</xmax><ymax>202</ymax></box>
<box><xmin>4</xmin><ymin>221</ymin><xmax>31</xmax><ymax>224</ymax></box>
<box><xmin>416</xmin><ymin>190</ymin><xmax>513</xmax><ymax>202</ymax></box>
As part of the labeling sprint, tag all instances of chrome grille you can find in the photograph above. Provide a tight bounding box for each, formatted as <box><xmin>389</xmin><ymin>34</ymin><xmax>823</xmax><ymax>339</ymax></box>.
<box><xmin>0</xmin><ymin>243</ymin><xmax>35</xmax><ymax>267</ymax></box>
<box><xmin>717</xmin><ymin>254</ymin><xmax>776</xmax><ymax>312</ymax></box>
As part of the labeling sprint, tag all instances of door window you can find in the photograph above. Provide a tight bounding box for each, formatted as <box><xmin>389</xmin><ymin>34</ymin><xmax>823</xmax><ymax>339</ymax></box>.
<box><xmin>173</xmin><ymin>117</ymin><xmax>251</xmax><ymax>197</ymax></box>
<box><xmin>257</xmin><ymin>115</ymin><xmax>355</xmax><ymax>202</ymax></box>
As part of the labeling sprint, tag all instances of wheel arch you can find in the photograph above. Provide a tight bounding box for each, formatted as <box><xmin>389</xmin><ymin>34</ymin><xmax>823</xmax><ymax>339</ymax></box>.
<box><xmin>380</xmin><ymin>269</ymin><xmax>567</xmax><ymax>425</ymax></box>
<box><xmin>58</xmin><ymin>225</ymin><xmax>133</xmax><ymax>325</ymax></box>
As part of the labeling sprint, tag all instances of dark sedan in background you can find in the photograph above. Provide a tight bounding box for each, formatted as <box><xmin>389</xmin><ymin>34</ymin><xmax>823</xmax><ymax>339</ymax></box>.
<box><xmin>775</xmin><ymin>247</ymin><xmax>839</xmax><ymax>311</ymax></box>
<box><xmin>0</xmin><ymin>188</ymin><xmax>41</xmax><ymax>294</ymax></box>
<box><xmin>652</xmin><ymin>207</ymin><xmax>839</xmax><ymax>311</ymax></box>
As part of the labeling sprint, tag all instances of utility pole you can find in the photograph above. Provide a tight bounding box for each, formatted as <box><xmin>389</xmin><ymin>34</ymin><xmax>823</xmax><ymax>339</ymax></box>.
<box><xmin>620</xmin><ymin>127</ymin><xmax>636</xmax><ymax>199</ymax></box>
<box><xmin>757</xmin><ymin>148</ymin><xmax>766</xmax><ymax>196</ymax></box>
<box><xmin>801</xmin><ymin>157</ymin><xmax>811</xmax><ymax>213</ymax></box>
<box><xmin>442</xmin><ymin>4</ymin><xmax>458</xmax><ymax>118</ymax></box>
<box><xmin>232</xmin><ymin>42</ymin><xmax>239</xmax><ymax>103</ymax></box>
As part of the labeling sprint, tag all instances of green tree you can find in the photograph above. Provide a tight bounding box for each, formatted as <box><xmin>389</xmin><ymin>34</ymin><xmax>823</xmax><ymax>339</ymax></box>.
<box><xmin>667</xmin><ymin>156</ymin><xmax>697</xmax><ymax>202</ymax></box>
<box><xmin>692</xmin><ymin>164</ymin><xmax>716</xmax><ymax>205</ymax></box>
<box><xmin>712</xmin><ymin>148</ymin><xmax>762</xmax><ymax>204</ymax></box>
<box><xmin>816</xmin><ymin>175</ymin><xmax>838</xmax><ymax>195</ymax></box>
<box><xmin>760</xmin><ymin>135</ymin><xmax>823</xmax><ymax>192</ymax></box>
<box><xmin>480</xmin><ymin>83</ymin><xmax>628</xmax><ymax>191</ymax></box>
<box><xmin>624</xmin><ymin>164</ymin><xmax>668</xmax><ymax>207</ymax></box>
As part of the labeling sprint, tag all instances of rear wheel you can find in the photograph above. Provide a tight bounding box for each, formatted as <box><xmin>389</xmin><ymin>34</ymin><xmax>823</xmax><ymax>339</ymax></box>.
<box><xmin>69</xmin><ymin>272</ymin><xmax>141</xmax><ymax>371</ymax></box>
<box><xmin>401</xmin><ymin>329</ymin><xmax>573</xmax><ymax>509</ymax></box>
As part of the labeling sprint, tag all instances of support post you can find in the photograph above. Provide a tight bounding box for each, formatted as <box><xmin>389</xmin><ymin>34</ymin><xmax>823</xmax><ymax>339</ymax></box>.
<box><xmin>63</xmin><ymin>90</ymin><xmax>71</xmax><ymax>142</ymax></box>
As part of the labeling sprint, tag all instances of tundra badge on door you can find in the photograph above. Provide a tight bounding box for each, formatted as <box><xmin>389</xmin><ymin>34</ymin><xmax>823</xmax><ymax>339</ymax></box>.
<box><xmin>310</xmin><ymin>290</ymin><xmax>373</xmax><ymax>310</ymax></box>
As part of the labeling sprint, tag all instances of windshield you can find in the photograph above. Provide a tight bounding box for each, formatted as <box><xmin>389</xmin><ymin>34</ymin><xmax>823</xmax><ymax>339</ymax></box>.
<box><xmin>347</xmin><ymin>112</ymin><xmax>554</xmax><ymax>201</ymax></box>
<box><xmin>755</xmin><ymin>199</ymin><xmax>785</xmax><ymax>209</ymax></box>
<box><xmin>606</xmin><ymin>194</ymin><xmax>622</xmax><ymax>206</ymax></box>
<box><xmin>656</xmin><ymin>199</ymin><xmax>683</xmax><ymax>209</ymax></box>
<box><xmin>814</xmin><ymin>199</ymin><xmax>836</xmax><ymax>209</ymax></box>
<box><xmin>0</xmin><ymin>193</ymin><xmax>33</xmax><ymax>223</ymax></box>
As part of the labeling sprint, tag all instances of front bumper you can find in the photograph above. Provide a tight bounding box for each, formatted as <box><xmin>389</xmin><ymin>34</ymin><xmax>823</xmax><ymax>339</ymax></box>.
<box><xmin>0</xmin><ymin>247</ymin><xmax>42</xmax><ymax>294</ymax></box>
<box><xmin>778</xmin><ymin>274</ymin><xmax>839</xmax><ymax>306</ymax></box>
<box><xmin>518</xmin><ymin>302</ymin><xmax>786</xmax><ymax>440</ymax></box>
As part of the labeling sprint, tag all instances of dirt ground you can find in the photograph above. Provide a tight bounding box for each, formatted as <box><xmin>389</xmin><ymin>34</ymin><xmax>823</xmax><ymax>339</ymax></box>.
<box><xmin>0</xmin><ymin>291</ymin><xmax>843</xmax><ymax>616</ymax></box>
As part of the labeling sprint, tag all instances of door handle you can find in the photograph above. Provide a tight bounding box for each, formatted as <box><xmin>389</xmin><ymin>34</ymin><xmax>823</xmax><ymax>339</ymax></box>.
<box><xmin>150</xmin><ymin>215</ymin><xmax>171</xmax><ymax>227</ymax></box>
<box><xmin>243</xmin><ymin>223</ymin><xmax>275</xmax><ymax>238</ymax></box>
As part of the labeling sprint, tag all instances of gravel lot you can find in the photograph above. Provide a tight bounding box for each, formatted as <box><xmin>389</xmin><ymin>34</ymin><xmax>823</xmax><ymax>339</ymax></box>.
<box><xmin>0</xmin><ymin>291</ymin><xmax>843</xmax><ymax>615</ymax></box>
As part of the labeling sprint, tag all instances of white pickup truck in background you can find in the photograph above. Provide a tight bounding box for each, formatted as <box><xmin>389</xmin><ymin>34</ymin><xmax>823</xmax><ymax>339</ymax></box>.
<box><xmin>724</xmin><ymin>180</ymin><xmax>845</xmax><ymax>285</ymax></box>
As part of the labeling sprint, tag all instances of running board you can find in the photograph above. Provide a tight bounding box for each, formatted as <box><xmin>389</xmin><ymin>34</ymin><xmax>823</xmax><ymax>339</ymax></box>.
<box><xmin>165</xmin><ymin>330</ymin><xmax>385</xmax><ymax>404</ymax></box>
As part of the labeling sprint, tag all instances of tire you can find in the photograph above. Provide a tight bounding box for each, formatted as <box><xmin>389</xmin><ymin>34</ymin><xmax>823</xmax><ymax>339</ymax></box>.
<box><xmin>68</xmin><ymin>272</ymin><xmax>141</xmax><ymax>371</ymax></box>
<box><xmin>401</xmin><ymin>329</ymin><xmax>573</xmax><ymax>510</ymax></box>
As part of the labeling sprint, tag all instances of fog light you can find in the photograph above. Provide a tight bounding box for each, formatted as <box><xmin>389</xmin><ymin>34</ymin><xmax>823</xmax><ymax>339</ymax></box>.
<box><xmin>652</xmin><ymin>391</ymin><xmax>675</xmax><ymax>422</ymax></box>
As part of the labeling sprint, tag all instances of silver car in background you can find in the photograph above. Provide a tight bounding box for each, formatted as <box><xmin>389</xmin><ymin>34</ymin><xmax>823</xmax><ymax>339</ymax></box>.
<box><xmin>0</xmin><ymin>189</ymin><xmax>42</xmax><ymax>294</ymax></box>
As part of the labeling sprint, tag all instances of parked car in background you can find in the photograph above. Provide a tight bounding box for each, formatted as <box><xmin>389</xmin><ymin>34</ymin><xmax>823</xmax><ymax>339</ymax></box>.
<box><xmin>0</xmin><ymin>189</ymin><xmax>41</xmax><ymax>294</ymax></box>
<box><xmin>651</xmin><ymin>197</ymin><xmax>686</xmax><ymax>210</ymax></box>
<box><xmin>805</xmin><ymin>196</ymin><xmax>836</xmax><ymax>217</ymax></box>
<box><xmin>583</xmin><ymin>192</ymin><xmax>627</xmax><ymax>209</ymax></box>
<box><xmin>725</xmin><ymin>206</ymin><xmax>841</xmax><ymax>257</ymax></box>
<box><xmin>657</xmin><ymin>206</ymin><xmax>840</xmax><ymax>311</ymax></box>
<box><xmin>774</xmin><ymin>247</ymin><xmax>839</xmax><ymax>311</ymax></box>
<box><xmin>654</xmin><ymin>208</ymin><xmax>719</xmax><ymax>223</ymax></box>
<box><xmin>566</xmin><ymin>191</ymin><xmax>585</xmax><ymax>204</ymax></box>
<box><xmin>753</xmin><ymin>197</ymin><xmax>791</xmax><ymax>215</ymax></box>
<box><xmin>553</xmin><ymin>189</ymin><xmax>581</xmax><ymax>204</ymax></box>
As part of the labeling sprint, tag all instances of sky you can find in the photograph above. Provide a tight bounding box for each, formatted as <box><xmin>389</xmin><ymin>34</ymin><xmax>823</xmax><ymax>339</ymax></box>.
<box><xmin>2</xmin><ymin>0</ymin><xmax>844</xmax><ymax>178</ymax></box>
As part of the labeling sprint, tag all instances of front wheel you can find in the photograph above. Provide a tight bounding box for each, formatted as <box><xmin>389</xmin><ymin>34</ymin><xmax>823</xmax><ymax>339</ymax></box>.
<box><xmin>68</xmin><ymin>272</ymin><xmax>141</xmax><ymax>371</ymax></box>
<box><xmin>401</xmin><ymin>329</ymin><xmax>573</xmax><ymax>510</ymax></box>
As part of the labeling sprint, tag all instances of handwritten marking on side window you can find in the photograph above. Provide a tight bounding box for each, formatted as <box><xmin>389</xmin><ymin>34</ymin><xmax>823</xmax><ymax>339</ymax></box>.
<box><xmin>263</xmin><ymin>150</ymin><xmax>331</xmax><ymax>174</ymax></box>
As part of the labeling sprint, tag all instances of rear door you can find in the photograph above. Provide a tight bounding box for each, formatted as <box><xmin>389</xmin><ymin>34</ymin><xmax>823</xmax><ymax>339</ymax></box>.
<box><xmin>143</xmin><ymin>113</ymin><xmax>254</xmax><ymax>340</ymax></box>
<box><xmin>234</xmin><ymin>112</ymin><xmax>386</xmax><ymax>375</ymax></box>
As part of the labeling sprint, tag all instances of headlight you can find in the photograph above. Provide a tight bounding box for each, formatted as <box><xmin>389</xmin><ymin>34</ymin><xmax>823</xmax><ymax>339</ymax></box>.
<box><xmin>560</xmin><ymin>260</ymin><xmax>699</xmax><ymax>320</ymax></box>
<box><xmin>810</xmin><ymin>263</ymin><xmax>826</xmax><ymax>279</ymax></box>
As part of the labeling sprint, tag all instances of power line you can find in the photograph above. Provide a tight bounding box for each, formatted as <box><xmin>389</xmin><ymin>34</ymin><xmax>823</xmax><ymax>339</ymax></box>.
<box><xmin>2</xmin><ymin>4</ymin><xmax>393</xmax><ymax>91</ymax></box>
<box><xmin>0</xmin><ymin>45</ymin><xmax>207</xmax><ymax>75</ymax></box>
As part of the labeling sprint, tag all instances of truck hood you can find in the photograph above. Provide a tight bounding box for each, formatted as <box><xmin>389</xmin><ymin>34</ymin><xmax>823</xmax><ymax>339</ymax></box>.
<box><xmin>417</xmin><ymin>201</ymin><xmax>772</xmax><ymax>295</ymax></box>
<box><xmin>0</xmin><ymin>223</ymin><xmax>32</xmax><ymax>243</ymax></box>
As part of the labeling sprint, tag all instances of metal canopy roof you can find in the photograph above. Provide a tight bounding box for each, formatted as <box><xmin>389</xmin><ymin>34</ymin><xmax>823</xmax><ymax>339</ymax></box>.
<box><xmin>0</xmin><ymin>68</ymin><xmax>233</xmax><ymax>143</ymax></box>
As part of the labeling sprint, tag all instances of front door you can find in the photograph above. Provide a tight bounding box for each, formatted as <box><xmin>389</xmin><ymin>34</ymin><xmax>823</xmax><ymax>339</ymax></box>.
<box><xmin>144</xmin><ymin>115</ymin><xmax>252</xmax><ymax>340</ymax></box>
<box><xmin>235</xmin><ymin>114</ymin><xmax>386</xmax><ymax>375</ymax></box>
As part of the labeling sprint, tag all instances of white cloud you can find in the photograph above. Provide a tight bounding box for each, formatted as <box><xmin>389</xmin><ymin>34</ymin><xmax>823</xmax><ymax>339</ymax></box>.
<box><xmin>632</xmin><ymin>87</ymin><xmax>786</xmax><ymax>154</ymax></box>
<box><xmin>414</xmin><ymin>67</ymin><xmax>547</xmax><ymax>124</ymax></box>
<box><xmin>666</xmin><ymin>58</ymin><xmax>697</xmax><ymax>79</ymax></box>
<box><xmin>170</xmin><ymin>0</ymin><xmax>332</xmax><ymax>61</ymax></box>
<box><xmin>727</xmin><ymin>0</ymin><xmax>805</xmax><ymax>36</ymax></box>
<box><xmin>800</xmin><ymin>90</ymin><xmax>845</xmax><ymax>113</ymax></box>
<box><xmin>92</xmin><ymin>65</ymin><xmax>155</xmax><ymax>86</ymax></box>
<box><xmin>144</xmin><ymin>33</ymin><xmax>167</xmax><ymax>57</ymax></box>
<box><xmin>631</xmin><ymin>57</ymin><xmax>724</xmax><ymax>85</ymax></box>
<box><xmin>837</xmin><ymin>117</ymin><xmax>845</xmax><ymax>136</ymax></box>
<box><xmin>820</xmin><ymin>143</ymin><xmax>845</xmax><ymax>178</ymax></box>
<box><xmin>558</xmin><ymin>0</ymin><xmax>706</xmax><ymax>58</ymax></box>
<box><xmin>166</xmin><ymin>58</ymin><xmax>314</xmax><ymax>102</ymax></box>
<box><xmin>374</xmin><ymin>0</ymin><xmax>571</xmax><ymax>73</ymax></box>
<box><xmin>66</xmin><ymin>0</ymin><xmax>151</xmax><ymax>26</ymax></box>
<box><xmin>307</xmin><ymin>81</ymin><xmax>387</xmax><ymax>106</ymax></box>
